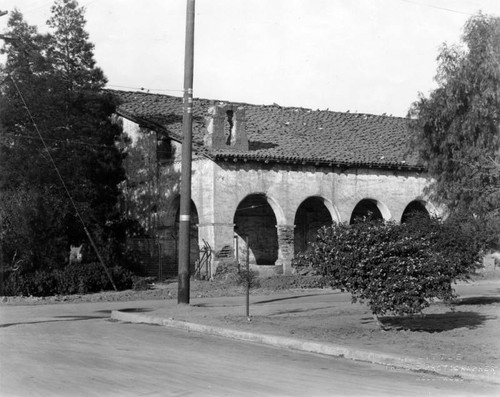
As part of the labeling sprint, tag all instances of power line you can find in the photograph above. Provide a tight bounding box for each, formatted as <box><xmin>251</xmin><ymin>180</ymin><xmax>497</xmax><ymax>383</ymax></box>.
<box><xmin>1</xmin><ymin>131</ymin><xmax>123</xmax><ymax>149</ymax></box>
<box><xmin>106</xmin><ymin>84</ymin><xmax>184</xmax><ymax>94</ymax></box>
<box><xmin>3</xmin><ymin>0</ymin><xmax>99</xmax><ymax>17</ymax></box>
<box><xmin>397</xmin><ymin>0</ymin><xmax>476</xmax><ymax>16</ymax></box>
<box><xmin>10</xmin><ymin>75</ymin><xmax>117</xmax><ymax>291</ymax></box>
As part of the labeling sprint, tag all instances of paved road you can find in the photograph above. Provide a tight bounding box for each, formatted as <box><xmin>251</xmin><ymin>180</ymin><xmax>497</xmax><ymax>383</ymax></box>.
<box><xmin>0</xmin><ymin>302</ymin><xmax>498</xmax><ymax>397</ymax></box>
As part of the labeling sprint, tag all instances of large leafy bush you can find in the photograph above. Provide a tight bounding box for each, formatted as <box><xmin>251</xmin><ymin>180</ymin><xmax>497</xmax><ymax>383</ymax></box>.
<box><xmin>293</xmin><ymin>216</ymin><xmax>483</xmax><ymax>327</ymax></box>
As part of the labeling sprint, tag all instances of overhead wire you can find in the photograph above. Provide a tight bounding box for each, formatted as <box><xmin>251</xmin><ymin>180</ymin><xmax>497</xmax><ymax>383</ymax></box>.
<box><xmin>0</xmin><ymin>131</ymin><xmax>123</xmax><ymax>149</ymax></box>
<box><xmin>106</xmin><ymin>84</ymin><xmax>184</xmax><ymax>94</ymax></box>
<box><xmin>397</xmin><ymin>0</ymin><xmax>477</xmax><ymax>16</ymax></box>
<box><xmin>3</xmin><ymin>0</ymin><xmax>100</xmax><ymax>18</ymax></box>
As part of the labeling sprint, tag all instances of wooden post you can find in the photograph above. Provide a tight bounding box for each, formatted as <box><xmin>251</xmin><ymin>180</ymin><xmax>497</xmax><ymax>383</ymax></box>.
<box><xmin>177</xmin><ymin>0</ymin><xmax>196</xmax><ymax>304</ymax></box>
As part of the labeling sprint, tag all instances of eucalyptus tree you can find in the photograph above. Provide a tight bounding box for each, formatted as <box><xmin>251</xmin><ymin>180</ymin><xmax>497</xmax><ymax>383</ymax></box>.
<box><xmin>409</xmin><ymin>13</ymin><xmax>500</xmax><ymax>248</ymax></box>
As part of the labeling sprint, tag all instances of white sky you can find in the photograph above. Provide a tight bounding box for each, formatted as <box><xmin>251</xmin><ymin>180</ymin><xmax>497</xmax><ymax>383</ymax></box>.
<box><xmin>1</xmin><ymin>0</ymin><xmax>500</xmax><ymax>117</ymax></box>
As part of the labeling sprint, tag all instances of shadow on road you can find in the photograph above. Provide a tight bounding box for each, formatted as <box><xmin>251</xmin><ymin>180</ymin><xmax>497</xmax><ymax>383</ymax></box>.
<box><xmin>381</xmin><ymin>311</ymin><xmax>496</xmax><ymax>332</ymax></box>
<box><xmin>0</xmin><ymin>315</ymin><xmax>106</xmax><ymax>328</ymax></box>
<box><xmin>192</xmin><ymin>294</ymin><xmax>339</xmax><ymax>308</ymax></box>
<box><xmin>116</xmin><ymin>308</ymin><xmax>154</xmax><ymax>313</ymax></box>
<box><xmin>193</xmin><ymin>303</ymin><xmax>240</xmax><ymax>308</ymax></box>
<box><xmin>253</xmin><ymin>293</ymin><xmax>339</xmax><ymax>305</ymax></box>
<box><xmin>267</xmin><ymin>305</ymin><xmax>337</xmax><ymax>316</ymax></box>
<box><xmin>455</xmin><ymin>296</ymin><xmax>500</xmax><ymax>305</ymax></box>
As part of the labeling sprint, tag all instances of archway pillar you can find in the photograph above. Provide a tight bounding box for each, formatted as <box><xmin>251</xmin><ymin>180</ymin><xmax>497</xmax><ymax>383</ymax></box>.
<box><xmin>197</xmin><ymin>222</ymin><xmax>235</xmax><ymax>277</ymax></box>
<box><xmin>275</xmin><ymin>224</ymin><xmax>296</xmax><ymax>275</ymax></box>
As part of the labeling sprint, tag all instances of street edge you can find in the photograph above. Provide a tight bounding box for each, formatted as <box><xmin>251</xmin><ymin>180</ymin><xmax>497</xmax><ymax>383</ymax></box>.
<box><xmin>110</xmin><ymin>310</ymin><xmax>498</xmax><ymax>385</ymax></box>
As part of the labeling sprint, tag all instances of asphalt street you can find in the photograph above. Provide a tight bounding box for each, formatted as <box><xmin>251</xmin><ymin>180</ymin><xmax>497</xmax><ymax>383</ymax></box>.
<box><xmin>0</xmin><ymin>301</ymin><xmax>498</xmax><ymax>397</ymax></box>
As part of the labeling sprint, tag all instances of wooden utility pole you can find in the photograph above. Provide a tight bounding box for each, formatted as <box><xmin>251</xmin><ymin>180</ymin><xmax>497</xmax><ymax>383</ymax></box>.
<box><xmin>178</xmin><ymin>0</ymin><xmax>195</xmax><ymax>304</ymax></box>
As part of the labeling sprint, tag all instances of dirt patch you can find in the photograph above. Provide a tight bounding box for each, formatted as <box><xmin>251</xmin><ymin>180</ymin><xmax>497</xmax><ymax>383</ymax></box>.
<box><xmin>214</xmin><ymin>294</ymin><xmax>499</xmax><ymax>372</ymax></box>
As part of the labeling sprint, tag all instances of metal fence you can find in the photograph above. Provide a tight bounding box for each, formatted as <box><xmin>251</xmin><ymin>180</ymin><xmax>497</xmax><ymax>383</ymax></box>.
<box><xmin>127</xmin><ymin>237</ymin><xmax>178</xmax><ymax>280</ymax></box>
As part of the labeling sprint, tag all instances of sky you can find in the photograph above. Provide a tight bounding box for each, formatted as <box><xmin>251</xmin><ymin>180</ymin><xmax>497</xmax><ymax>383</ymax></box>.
<box><xmin>1</xmin><ymin>0</ymin><xmax>500</xmax><ymax>117</ymax></box>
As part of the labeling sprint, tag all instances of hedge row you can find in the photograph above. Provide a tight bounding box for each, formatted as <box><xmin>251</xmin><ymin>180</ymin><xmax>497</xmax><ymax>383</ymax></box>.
<box><xmin>2</xmin><ymin>262</ymin><xmax>134</xmax><ymax>297</ymax></box>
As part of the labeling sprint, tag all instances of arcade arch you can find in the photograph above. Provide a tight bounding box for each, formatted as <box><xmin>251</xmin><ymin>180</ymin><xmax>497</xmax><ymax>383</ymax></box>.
<box><xmin>350</xmin><ymin>199</ymin><xmax>391</xmax><ymax>224</ymax></box>
<box><xmin>401</xmin><ymin>200</ymin><xmax>430</xmax><ymax>223</ymax></box>
<box><xmin>294</xmin><ymin>197</ymin><xmax>334</xmax><ymax>254</ymax></box>
<box><xmin>233</xmin><ymin>194</ymin><xmax>279</xmax><ymax>266</ymax></box>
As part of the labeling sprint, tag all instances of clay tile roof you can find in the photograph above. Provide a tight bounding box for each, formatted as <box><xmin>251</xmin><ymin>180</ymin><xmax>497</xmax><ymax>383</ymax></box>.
<box><xmin>109</xmin><ymin>89</ymin><xmax>423</xmax><ymax>170</ymax></box>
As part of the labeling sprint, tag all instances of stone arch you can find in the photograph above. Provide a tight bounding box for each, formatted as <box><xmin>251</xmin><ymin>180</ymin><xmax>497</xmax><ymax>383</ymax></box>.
<box><xmin>233</xmin><ymin>193</ymin><xmax>280</xmax><ymax>266</ymax></box>
<box><xmin>350</xmin><ymin>198</ymin><xmax>391</xmax><ymax>224</ymax></box>
<box><xmin>294</xmin><ymin>196</ymin><xmax>335</xmax><ymax>254</ymax></box>
<box><xmin>401</xmin><ymin>200</ymin><xmax>431</xmax><ymax>223</ymax></box>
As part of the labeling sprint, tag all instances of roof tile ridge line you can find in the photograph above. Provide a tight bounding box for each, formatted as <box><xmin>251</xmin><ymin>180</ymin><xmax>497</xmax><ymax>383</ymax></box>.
<box><xmin>114</xmin><ymin>108</ymin><xmax>215</xmax><ymax>161</ymax></box>
<box><xmin>107</xmin><ymin>87</ymin><xmax>251</xmax><ymax>108</ymax></box>
<box><xmin>106</xmin><ymin>88</ymin><xmax>306</xmax><ymax>111</ymax></box>
<box><xmin>322</xmin><ymin>110</ymin><xmax>411</xmax><ymax>120</ymax></box>
<box><xmin>105</xmin><ymin>87</ymin><xmax>181</xmax><ymax>101</ymax></box>
<box><xmin>107</xmin><ymin>88</ymin><xmax>411</xmax><ymax>120</ymax></box>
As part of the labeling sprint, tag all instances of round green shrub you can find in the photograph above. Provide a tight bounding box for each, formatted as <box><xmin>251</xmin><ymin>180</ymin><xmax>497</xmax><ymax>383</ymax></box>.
<box><xmin>293</xmin><ymin>216</ymin><xmax>484</xmax><ymax>317</ymax></box>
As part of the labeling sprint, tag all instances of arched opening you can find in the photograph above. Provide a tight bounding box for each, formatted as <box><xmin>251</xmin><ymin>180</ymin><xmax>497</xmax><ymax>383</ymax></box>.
<box><xmin>350</xmin><ymin>199</ymin><xmax>384</xmax><ymax>224</ymax></box>
<box><xmin>233</xmin><ymin>194</ymin><xmax>278</xmax><ymax>266</ymax></box>
<box><xmin>401</xmin><ymin>200</ymin><xmax>430</xmax><ymax>223</ymax></box>
<box><xmin>294</xmin><ymin>197</ymin><xmax>333</xmax><ymax>254</ymax></box>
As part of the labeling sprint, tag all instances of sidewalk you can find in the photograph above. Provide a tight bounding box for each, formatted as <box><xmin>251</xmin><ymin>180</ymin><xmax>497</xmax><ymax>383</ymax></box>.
<box><xmin>111</xmin><ymin>280</ymin><xmax>500</xmax><ymax>384</ymax></box>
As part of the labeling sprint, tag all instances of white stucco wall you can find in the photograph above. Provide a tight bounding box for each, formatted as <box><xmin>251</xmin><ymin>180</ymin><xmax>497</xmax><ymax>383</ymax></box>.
<box><xmin>195</xmin><ymin>161</ymin><xmax>431</xmax><ymax>226</ymax></box>
<box><xmin>119</xmin><ymin>117</ymin><xmax>434</xmax><ymax>275</ymax></box>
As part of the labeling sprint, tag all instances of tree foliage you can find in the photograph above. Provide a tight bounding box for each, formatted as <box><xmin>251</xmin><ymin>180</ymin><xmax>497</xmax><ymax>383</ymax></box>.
<box><xmin>408</xmin><ymin>13</ymin><xmax>500</xmax><ymax>248</ymax></box>
<box><xmin>293</xmin><ymin>216</ymin><xmax>484</xmax><ymax>328</ymax></box>
<box><xmin>0</xmin><ymin>1</ymin><xmax>128</xmax><ymax>272</ymax></box>
<box><xmin>121</xmin><ymin>129</ymin><xmax>162</xmax><ymax>235</ymax></box>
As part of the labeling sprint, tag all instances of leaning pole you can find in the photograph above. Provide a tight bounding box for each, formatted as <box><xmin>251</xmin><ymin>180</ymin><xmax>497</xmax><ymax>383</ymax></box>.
<box><xmin>178</xmin><ymin>0</ymin><xmax>195</xmax><ymax>304</ymax></box>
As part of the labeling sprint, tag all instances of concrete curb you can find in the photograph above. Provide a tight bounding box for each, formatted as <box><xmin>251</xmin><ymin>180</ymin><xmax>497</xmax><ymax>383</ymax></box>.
<box><xmin>111</xmin><ymin>310</ymin><xmax>498</xmax><ymax>385</ymax></box>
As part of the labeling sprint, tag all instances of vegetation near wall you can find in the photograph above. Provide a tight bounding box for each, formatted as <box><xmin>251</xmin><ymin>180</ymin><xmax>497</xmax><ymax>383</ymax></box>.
<box><xmin>409</xmin><ymin>13</ymin><xmax>500</xmax><ymax>250</ymax></box>
<box><xmin>3</xmin><ymin>263</ymin><xmax>134</xmax><ymax>297</ymax></box>
<box><xmin>293</xmin><ymin>216</ymin><xmax>485</xmax><ymax>328</ymax></box>
<box><xmin>0</xmin><ymin>0</ymin><xmax>142</xmax><ymax>293</ymax></box>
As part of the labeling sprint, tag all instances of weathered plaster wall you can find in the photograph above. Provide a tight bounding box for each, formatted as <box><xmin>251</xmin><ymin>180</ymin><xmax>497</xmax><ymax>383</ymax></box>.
<box><xmin>119</xmin><ymin>117</ymin><xmax>432</xmax><ymax>276</ymax></box>
<box><xmin>188</xmin><ymin>160</ymin><xmax>431</xmax><ymax>274</ymax></box>
<box><xmin>204</xmin><ymin>163</ymin><xmax>428</xmax><ymax>223</ymax></box>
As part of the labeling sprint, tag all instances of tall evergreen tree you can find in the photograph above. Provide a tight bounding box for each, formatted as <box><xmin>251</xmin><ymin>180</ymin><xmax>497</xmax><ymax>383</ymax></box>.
<box><xmin>47</xmin><ymin>0</ymin><xmax>105</xmax><ymax>91</ymax></box>
<box><xmin>0</xmin><ymin>1</ymin><xmax>127</xmax><ymax>271</ymax></box>
<box><xmin>409</xmin><ymin>13</ymin><xmax>500</xmax><ymax>249</ymax></box>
